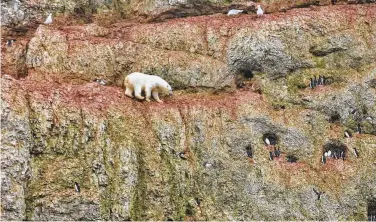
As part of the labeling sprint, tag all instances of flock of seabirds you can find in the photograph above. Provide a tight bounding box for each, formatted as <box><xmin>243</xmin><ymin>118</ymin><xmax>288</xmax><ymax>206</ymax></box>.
<box><xmin>5</xmin><ymin>3</ymin><xmax>374</xmax><ymax>205</ymax></box>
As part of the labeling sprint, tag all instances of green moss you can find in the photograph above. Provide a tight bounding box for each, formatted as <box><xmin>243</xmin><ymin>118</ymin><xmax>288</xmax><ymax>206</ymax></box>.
<box><xmin>160</xmin><ymin>149</ymin><xmax>186</xmax><ymax>220</ymax></box>
<box><xmin>129</xmin><ymin>146</ymin><xmax>147</xmax><ymax>220</ymax></box>
<box><xmin>313</xmin><ymin>57</ymin><xmax>327</xmax><ymax>69</ymax></box>
<box><xmin>287</xmin><ymin>73</ymin><xmax>307</xmax><ymax>94</ymax></box>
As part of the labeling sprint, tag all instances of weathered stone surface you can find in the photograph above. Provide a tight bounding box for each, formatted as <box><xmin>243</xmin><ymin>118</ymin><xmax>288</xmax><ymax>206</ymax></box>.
<box><xmin>0</xmin><ymin>0</ymin><xmax>330</xmax><ymax>27</ymax></box>
<box><xmin>1</xmin><ymin>65</ymin><xmax>375</xmax><ymax>220</ymax></box>
<box><xmin>13</xmin><ymin>5</ymin><xmax>374</xmax><ymax>90</ymax></box>
<box><xmin>1</xmin><ymin>76</ymin><xmax>31</xmax><ymax>220</ymax></box>
<box><xmin>1</xmin><ymin>2</ymin><xmax>376</xmax><ymax>222</ymax></box>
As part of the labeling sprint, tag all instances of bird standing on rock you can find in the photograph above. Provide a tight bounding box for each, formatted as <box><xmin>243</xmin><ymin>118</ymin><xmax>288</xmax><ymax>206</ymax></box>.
<box><xmin>257</xmin><ymin>5</ymin><xmax>264</xmax><ymax>17</ymax></box>
<box><xmin>269</xmin><ymin>151</ymin><xmax>274</xmax><ymax>161</ymax></box>
<box><xmin>313</xmin><ymin>188</ymin><xmax>325</xmax><ymax>200</ymax></box>
<box><xmin>6</xmin><ymin>39</ymin><xmax>15</xmax><ymax>47</ymax></box>
<box><xmin>309</xmin><ymin>78</ymin><xmax>314</xmax><ymax>89</ymax></box>
<box><xmin>344</xmin><ymin>130</ymin><xmax>352</xmax><ymax>138</ymax></box>
<box><xmin>74</xmin><ymin>182</ymin><xmax>80</xmax><ymax>193</ymax></box>
<box><xmin>44</xmin><ymin>13</ymin><xmax>53</xmax><ymax>24</ymax></box>
<box><xmin>321</xmin><ymin>155</ymin><xmax>326</xmax><ymax>164</ymax></box>
<box><xmin>353</xmin><ymin>148</ymin><xmax>359</xmax><ymax>158</ymax></box>
<box><xmin>227</xmin><ymin>9</ymin><xmax>245</xmax><ymax>16</ymax></box>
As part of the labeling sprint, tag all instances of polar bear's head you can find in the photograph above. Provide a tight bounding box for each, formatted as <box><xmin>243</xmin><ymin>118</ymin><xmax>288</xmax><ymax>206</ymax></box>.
<box><xmin>158</xmin><ymin>79</ymin><xmax>173</xmax><ymax>96</ymax></box>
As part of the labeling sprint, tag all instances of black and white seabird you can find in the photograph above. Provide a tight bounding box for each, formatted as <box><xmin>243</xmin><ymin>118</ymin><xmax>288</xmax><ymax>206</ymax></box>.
<box><xmin>366</xmin><ymin>116</ymin><xmax>373</xmax><ymax>121</ymax></box>
<box><xmin>321</xmin><ymin>155</ymin><xmax>326</xmax><ymax>164</ymax></box>
<box><xmin>246</xmin><ymin>146</ymin><xmax>253</xmax><ymax>158</ymax></box>
<box><xmin>340</xmin><ymin>151</ymin><xmax>345</xmax><ymax>160</ymax></box>
<box><xmin>74</xmin><ymin>182</ymin><xmax>80</xmax><ymax>192</ymax></box>
<box><xmin>309</xmin><ymin>78</ymin><xmax>314</xmax><ymax>89</ymax></box>
<box><xmin>44</xmin><ymin>13</ymin><xmax>53</xmax><ymax>24</ymax></box>
<box><xmin>178</xmin><ymin>152</ymin><xmax>188</xmax><ymax>160</ymax></box>
<box><xmin>274</xmin><ymin>148</ymin><xmax>281</xmax><ymax>157</ymax></box>
<box><xmin>257</xmin><ymin>5</ymin><xmax>264</xmax><ymax>17</ymax></box>
<box><xmin>313</xmin><ymin>188</ymin><xmax>325</xmax><ymax>200</ymax></box>
<box><xmin>357</xmin><ymin>123</ymin><xmax>362</xmax><ymax>134</ymax></box>
<box><xmin>227</xmin><ymin>9</ymin><xmax>245</xmax><ymax>15</ymax></box>
<box><xmin>350</xmin><ymin>108</ymin><xmax>358</xmax><ymax>115</ymax></box>
<box><xmin>269</xmin><ymin>151</ymin><xmax>274</xmax><ymax>161</ymax></box>
<box><xmin>95</xmin><ymin>79</ymin><xmax>106</xmax><ymax>86</ymax></box>
<box><xmin>320</xmin><ymin>75</ymin><xmax>325</xmax><ymax>85</ymax></box>
<box><xmin>353</xmin><ymin>148</ymin><xmax>359</xmax><ymax>158</ymax></box>
<box><xmin>6</xmin><ymin>39</ymin><xmax>15</xmax><ymax>47</ymax></box>
<box><xmin>264</xmin><ymin>137</ymin><xmax>271</xmax><ymax>146</ymax></box>
<box><xmin>344</xmin><ymin>130</ymin><xmax>352</xmax><ymax>138</ymax></box>
<box><xmin>313</xmin><ymin>76</ymin><xmax>317</xmax><ymax>87</ymax></box>
<box><xmin>195</xmin><ymin>198</ymin><xmax>201</xmax><ymax>206</ymax></box>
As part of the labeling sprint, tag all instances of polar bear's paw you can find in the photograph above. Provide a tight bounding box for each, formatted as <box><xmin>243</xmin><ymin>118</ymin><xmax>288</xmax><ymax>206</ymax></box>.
<box><xmin>135</xmin><ymin>95</ymin><xmax>145</xmax><ymax>100</ymax></box>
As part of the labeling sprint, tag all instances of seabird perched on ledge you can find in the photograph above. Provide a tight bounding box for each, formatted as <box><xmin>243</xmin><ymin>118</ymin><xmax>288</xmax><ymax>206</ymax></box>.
<box><xmin>95</xmin><ymin>79</ymin><xmax>106</xmax><ymax>86</ymax></box>
<box><xmin>344</xmin><ymin>130</ymin><xmax>352</xmax><ymax>138</ymax></box>
<box><xmin>327</xmin><ymin>150</ymin><xmax>332</xmax><ymax>158</ymax></box>
<box><xmin>227</xmin><ymin>9</ymin><xmax>245</xmax><ymax>16</ymax></box>
<box><xmin>309</xmin><ymin>78</ymin><xmax>314</xmax><ymax>89</ymax></box>
<box><xmin>321</xmin><ymin>155</ymin><xmax>326</xmax><ymax>164</ymax></box>
<box><xmin>357</xmin><ymin>123</ymin><xmax>362</xmax><ymax>134</ymax></box>
<box><xmin>313</xmin><ymin>188</ymin><xmax>325</xmax><ymax>200</ymax></box>
<box><xmin>6</xmin><ymin>39</ymin><xmax>15</xmax><ymax>47</ymax></box>
<box><xmin>178</xmin><ymin>151</ymin><xmax>188</xmax><ymax>160</ymax></box>
<box><xmin>44</xmin><ymin>13</ymin><xmax>53</xmax><ymax>24</ymax></box>
<box><xmin>269</xmin><ymin>151</ymin><xmax>274</xmax><ymax>161</ymax></box>
<box><xmin>257</xmin><ymin>5</ymin><xmax>264</xmax><ymax>17</ymax></box>
<box><xmin>353</xmin><ymin>148</ymin><xmax>359</xmax><ymax>158</ymax></box>
<box><xmin>265</xmin><ymin>137</ymin><xmax>271</xmax><ymax>145</ymax></box>
<box><xmin>274</xmin><ymin>148</ymin><xmax>281</xmax><ymax>157</ymax></box>
<box><xmin>74</xmin><ymin>182</ymin><xmax>80</xmax><ymax>193</ymax></box>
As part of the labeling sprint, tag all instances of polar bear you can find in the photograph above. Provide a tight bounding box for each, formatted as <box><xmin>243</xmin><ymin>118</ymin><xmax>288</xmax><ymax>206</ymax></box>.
<box><xmin>124</xmin><ymin>72</ymin><xmax>173</xmax><ymax>103</ymax></box>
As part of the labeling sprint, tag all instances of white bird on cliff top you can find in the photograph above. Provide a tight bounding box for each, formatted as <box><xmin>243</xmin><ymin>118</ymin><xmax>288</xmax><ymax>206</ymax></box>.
<box><xmin>257</xmin><ymin>5</ymin><xmax>264</xmax><ymax>17</ymax></box>
<box><xmin>227</xmin><ymin>9</ymin><xmax>245</xmax><ymax>16</ymax></box>
<box><xmin>44</xmin><ymin>13</ymin><xmax>52</xmax><ymax>24</ymax></box>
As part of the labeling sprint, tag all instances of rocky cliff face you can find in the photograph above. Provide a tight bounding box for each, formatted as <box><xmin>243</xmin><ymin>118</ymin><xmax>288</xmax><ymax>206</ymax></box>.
<box><xmin>1</xmin><ymin>1</ymin><xmax>376</xmax><ymax>221</ymax></box>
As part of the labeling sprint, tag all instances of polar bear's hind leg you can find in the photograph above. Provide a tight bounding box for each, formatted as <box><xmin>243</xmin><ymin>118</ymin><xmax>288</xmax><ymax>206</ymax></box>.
<box><xmin>125</xmin><ymin>87</ymin><xmax>134</xmax><ymax>98</ymax></box>
<box><xmin>134</xmin><ymin>84</ymin><xmax>144</xmax><ymax>100</ymax></box>
<box><xmin>152</xmin><ymin>90</ymin><xmax>163</xmax><ymax>103</ymax></box>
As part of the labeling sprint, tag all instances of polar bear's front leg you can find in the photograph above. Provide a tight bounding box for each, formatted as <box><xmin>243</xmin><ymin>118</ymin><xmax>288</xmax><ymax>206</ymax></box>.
<box><xmin>145</xmin><ymin>85</ymin><xmax>152</xmax><ymax>102</ymax></box>
<box><xmin>125</xmin><ymin>87</ymin><xmax>134</xmax><ymax>98</ymax></box>
<box><xmin>134</xmin><ymin>84</ymin><xmax>144</xmax><ymax>100</ymax></box>
<box><xmin>152</xmin><ymin>90</ymin><xmax>163</xmax><ymax>103</ymax></box>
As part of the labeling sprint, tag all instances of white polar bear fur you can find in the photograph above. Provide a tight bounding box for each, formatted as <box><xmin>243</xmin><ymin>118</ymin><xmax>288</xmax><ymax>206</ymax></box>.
<box><xmin>124</xmin><ymin>72</ymin><xmax>173</xmax><ymax>103</ymax></box>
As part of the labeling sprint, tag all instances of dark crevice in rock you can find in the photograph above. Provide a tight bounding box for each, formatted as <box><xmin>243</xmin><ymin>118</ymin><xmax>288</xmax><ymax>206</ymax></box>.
<box><xmin>309</xmin><ymin>47</ymin><xmax>346</xmax><ymax>57</ymax></box>
<box><xmin>23</xmin><ymin>93</ymin><xmax>36</xmax><ymax>220</ymax></box>
<box><xmin>323</xmin><ymin>140</ymin><xmax>347</xmax><ymax>158</ymax></box>
<box><xmin>150</xmin><ymin>3</ymin><xmax>255</xmax><ymax>23</ymax></box>
<box><xmin>286</xmin><ymin>155</ymin><xmax>298</xmax><ymax>163</ymax></box>
<box><xmin>328</xmin><ymin>112</ymin><xmax>341</xmax><ymax>123</ymax></box>
<box><xmin>368</xmin><ymin>199</ymin><xmax>376</xmax><ymax>221</ymax></box>
<box><xmin>236</xmin><ymin>70</ymin><xmax>254</xmax><ymax>89</ymax></box>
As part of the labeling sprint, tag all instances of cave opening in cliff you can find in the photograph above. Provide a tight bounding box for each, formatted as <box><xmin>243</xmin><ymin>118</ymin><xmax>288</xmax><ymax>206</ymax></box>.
<box><xmin>286</xmin><ymin>155</ymin><xmax>298</xmax><ymax>163</ymax></box>
<box><xmin>328</xmin><ymin>112</ymin><xmax>341</xmax><ymax>123</ymax></box>
<box><xmin>323</xmin><ymin>140</ymin><xmax>347</xmax><ymax>159</ymax></box>
<box><xmin>368</xmin><ymin>199</ymin><xmax>376</xmax><ymax>221</ymax></box>
<box><xmin>262</xmin><ymin>133</ymin><xmax>278</xmax><ymax>145</ymax></box>
<box><xmin>236</xmin><ymin>69</ymin><xmax>254</xmax><ymax>88</ymax></box>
